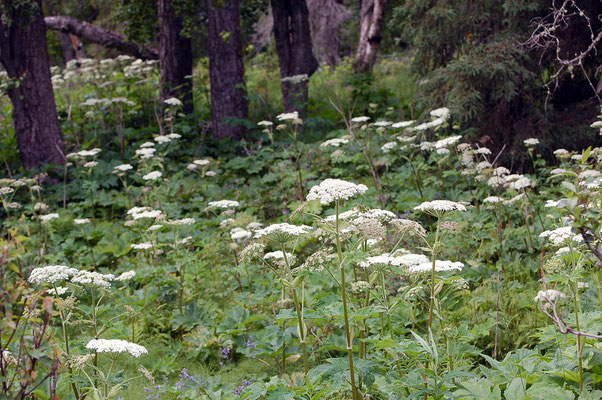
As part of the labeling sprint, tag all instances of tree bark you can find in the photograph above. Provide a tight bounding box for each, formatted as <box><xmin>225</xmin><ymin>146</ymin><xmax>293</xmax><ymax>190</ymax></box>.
<box><xmin>271</xmin><ymin>0</ymin><xmax>318</xmax><ymax>117</ymax></box>
<box><xmin>307</xmin><ymin>0</ymin><xmax>351</xmax><ymax>67</ymax></box>
<box><xmin>157</xmin><ymin>0</ymin><xmax>193</xmax><ymax>114</ymax></box>
<box><xmin>354</xmin><ymin>0</ymin><xmax>385</xmax><ymax>73</ymax></box>
<box><xmin>0</xmin><ymin>0</ymin><xmax>65</xmax><ymax>170</ymax></box>
<box><xmin>208</xmin><ymin>0</ymin><xmax>248</xmax><ymax>140</ymax></box>
<box><xmin>44</xmin><ymin>15</ymin><xmax>159</xmax><ymax>60</ymax></box>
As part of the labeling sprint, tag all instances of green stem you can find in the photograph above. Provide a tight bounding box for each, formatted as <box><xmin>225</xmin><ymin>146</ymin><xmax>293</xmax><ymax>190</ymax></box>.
<box><xmin>281</xmin><ymin>243</ymin><xmax>309</xmax><ymax>375</ymax></box>
<box><xmin>428</xmin><ymin>219</ymin><xmax>441</xmax><ymax>330</ymax></box>
<box><xmin>336</xmin><ymin>200</ymin><xmax>358</xmax><ymax>400</ymax></box>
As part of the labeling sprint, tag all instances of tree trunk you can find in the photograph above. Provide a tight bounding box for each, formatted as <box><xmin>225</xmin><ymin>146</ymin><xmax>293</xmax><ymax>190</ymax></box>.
<box><xmin>354</xmin><ymin>0</ymin><xmax>385</xmax><ymax>73</ymax></box>
<box><xmin>207</xmin><ymin>0</ymin><xmax>248</xmax><ymax>140</ymax></box>
<box><xmin>0</xmin><ymin>0</ymin><xmax>65</xmax><ymax>170</ymax></box>
<box><xmin>45</xmin><ymin>16</ymin><xmax>159</xmax><ymax>60</ymax></box>
<box><xmin>157</xmin><ymin>0</ymin><xmax>193</xmax><ymax>114</ymax></box>
<box><xmin>271</xmin><ymin>0</ymin><xmax>318</xmax><ymax>117</ymax></box>
<box><xmin>307</xmin><ymin>0</ymin><xmax>351</xmax><ymax>67</ymax></box>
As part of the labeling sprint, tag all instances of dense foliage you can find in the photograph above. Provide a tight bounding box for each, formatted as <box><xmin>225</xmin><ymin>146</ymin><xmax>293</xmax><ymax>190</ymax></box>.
<box><xmin>1</xmin><ymin>56</ymin><xmax>602</xmax><ymax>399</ymax></box>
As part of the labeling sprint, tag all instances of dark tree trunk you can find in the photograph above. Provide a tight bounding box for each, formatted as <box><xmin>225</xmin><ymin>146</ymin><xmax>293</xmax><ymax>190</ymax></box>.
<box><xmin>0</xmin><ymin>0</ymin><xmax>65</xmax><ymax>170</ymax></box>
<box><xmin>207</xmin><ymin>0</ymin><xmax>248</xmax><ymax>140</ymax></box>
<box><xmin>45</xmin><ymin>16</ymin><xmax>157</xmax><ymax>59</ymax></box>
<box><xmin>354</xmin><ymin>0</ymin><xmax>385</xmax><ymax>73</ymax></box>
<box><xmin>157</xmin><ymin>0</ymin><xmax>193</xmax><ymax>114</ymax></box>
<box><xmin>271</xmin><ymin>0</ymin><xmax>318</xmax><ymax>117</ymax></box>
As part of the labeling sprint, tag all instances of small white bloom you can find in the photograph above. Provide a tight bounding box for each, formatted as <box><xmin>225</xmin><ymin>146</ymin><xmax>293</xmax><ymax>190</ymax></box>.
<box><xmin>534</xmin><ymin>289</ymin><xmax>566</xmax><ymax>303</ymax></box>
<box><xmin>231</xmin><ymin>229</ymin><xmax>252</xmax><ymax>240</ymax></box>
<box><xmin>29</xmin><ymin>265</ymin><xmax>79</xmax><ymax>285</ymax></box>
<box><xmin>391</xmin><ymin>120</ymin><xmax>414</xmax><ymax>128</ymax></box>
<box><xmin>409</xmin><ymin>260</ymin><xmax>464</xmax><ymax>274</ymax></box>
<box><xmin>414</xmin><ymin>200</ymin><xmax>467</xmax><ymax>216</ymax></box>
<box><xmin>254</xmin><ymin>223</ymin><xmax>312</xmax><ymax>241</ymax></box>
<box><xmin>86</xmin><ymin>339</ymin><xmax>148</xmax><ymax>357</ymax></box>
<box><xmin>524</xmin><ymin>138</ymin><xmax>539</xmax><ymax>146</ymax></box>
<box><xmin>71</xmin><ymin>270</ymin><xmax>114</xmax><ymax>288</ymax></box>
<box><xmin>40</xmin><ymin>213</ymin><xmax>59</xmax><ymax>223</ymax></box>
<box><xmin>131</xmin><ymin>242</ymin><xmax>153</xmax><ymax>250</ymax></box>
<box><xmin>142</xmin><ymin>171</ymin><xmax>162</xmax><ymax>181</ymax></box>
<box><xmin>206</xmin><ymin>200</ymin><xmax>240</xmax><ymax>210</ymax></box>
<box><xmin>115</xmin><ymin>270</ymin><xmax>136</xmax><ymax>281</ymax></box>
<box><xmin>168</xmin><ymin>218</ymin><xmax>195</xmax><ymax>226</ymax></box>
<box><xmin>83</xmin><ymin>161</ymin><xmax>98</xmax><ymax>168</ymax></box>
<box><xmin>306</xmin><ymin>179</ymin><xmax>368</xmax><ymax>205</ymax></box>
<box><xmin>132</xmin><ymin>210</ymin><xmax>163</xmax><ymax>220</ymax></box>
<box><xmin>164</xmin><ymin>97</ymin><xmax>183</xmax><ymax>107</ymax></box>
<box><xmin>155</xmin><ymin>136</ymin><xmax>171</xmax><ymax>144</ymax></box>
<box><xmin>114</xmin><ymin>164</ymin><xmax>133</xmax><ymax>172</ymax></box>
<box><xmin>74</xmin><ymin>218</ymin><xmax>91</xmax><ymax>225</ymax></box>
<box><xmin>320</xmin><ymin>138</ymin><xmax>349</xmax><ymax>148</ymax></box>
<box><xmin>193</xmin><ymin>159</ymin><xmax>210</xmax><ymax>166</ymax></box>
<box><xmin>258</xmin><ymin>121</ymin><xmax>273</xmax><ymax>126</ymax></box>
<box><xmin>276</xmin><ymin>111</ymin><xmax>299</xmax><ymax>121</ymax></box>
<box><xmin>508</xmin><ymin>177</ymin><xmax>532</xmax><ymax>191</ymax></box>
<box><xmin>351</xmin><ymin>116</ymin><xmax>370</xmax><ymax>123</ymax></box>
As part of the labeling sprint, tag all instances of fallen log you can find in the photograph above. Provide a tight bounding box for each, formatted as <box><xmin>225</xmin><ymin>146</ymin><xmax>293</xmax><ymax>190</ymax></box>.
<box><xmin>44</xmin><ymin>16</ymin><xmax>159</xmax><ymax>60</ymax></box>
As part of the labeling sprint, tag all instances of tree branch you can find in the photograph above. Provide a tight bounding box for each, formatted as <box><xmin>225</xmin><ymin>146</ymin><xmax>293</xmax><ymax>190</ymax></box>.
<box><xmin>44</xmin><ymin>16</ymin><xmax>159</xmax><ymax>60</ymax></box>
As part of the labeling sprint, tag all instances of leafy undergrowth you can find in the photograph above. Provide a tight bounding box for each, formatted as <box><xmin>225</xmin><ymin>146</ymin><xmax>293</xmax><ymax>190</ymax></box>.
<box><xmin>1</xmin><ymin>57</ymin><xmax>602</xmax><ymax>400</ymax></box>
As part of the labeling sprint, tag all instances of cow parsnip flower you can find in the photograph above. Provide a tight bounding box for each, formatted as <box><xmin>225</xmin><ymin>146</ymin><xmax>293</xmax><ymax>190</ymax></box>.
<box><xmin>408</xmin><ymin>260</ymin><xmax>464</xmax><ymax>274</ymax></box>
<box><xmin>142</xmin><ymin>171</ymin><xmax>162</xmax><ymax>181</ymax></box>
<box><xmin>254</xmin><ymin>223</ymin><xmax>312</xmax><ymax>243</ymax></box>
<box><xmin>71</xmin><ymin>270</ymin><xmax>115</xmax><ymax>288</ymax></box>
<box><xmin>206</xmin><ymin>200</ymin><xmax>240</xmax><ymax>210</ymax></box>
<box><xmin>414</xmin><ymin>200</ymin><xmax>467</xmax><ymax>217</ymax></box>
<box><xmin>306</xmin><ymin>179</ymin><xmax>368</xmax><ymax>205</ymax></box>
<box><xmin>86</xmin><ymin>339</ymin><xmax>148</xmax><ymax>357</ymax></box>
<box><xmin>29</xmin><ymin>265</ymin><xmax>79</xmax><ymax>285</ymax></box>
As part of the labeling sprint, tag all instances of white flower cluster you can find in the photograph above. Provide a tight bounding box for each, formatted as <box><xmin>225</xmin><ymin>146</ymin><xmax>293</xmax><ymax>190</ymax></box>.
<box><xmin>40</xmin><ymin>213</ymin><xmax>60</xmax><ymax>223</ymax></box>
<box><xmin>86</xmin><ymin>339</ymin><xmax>148</xmax><ymax>357</ymax></box>
<box><xmin>360</xmin><ymin>253</ymin><xmax>429</xmax><ymax>268</ymax></box>
<box><xmin>115</xmin><ymin>271</ymin><xmax>136</xmax><ymax>281</ymax></box>
<box><xmin>29</xmin><ymin>265</ymin><xmax>79</xmax><ymax>285</ymax></box>
<box><xmin>168</xmin><ymin>218</ymin><xmax>195</xmax><ymax>226</ymax></box>
<box><xmin>381</xmin><ymin>142</ymin><xmax>397</xmax><ymax>153</ymax></box>
<box><xmin>164</xmin><ymin>97</ymin><xmax>182</xmax><ymax>107</ymax></box>
<box><xmin>351</xmin><ymin>116</ymin><xmax>370</xmax><ymax>123</ymax></box>
<box><xmin>414</xmin><ymin>200</ymin><xmax>467</xmax><ymax>215</ymax></box>
<box><xmin>231</xmin><ymin>227</ymin><xmax>252</xmax><ymax>240</ymax></box>
<box><xmin>206</xmin><ymin>200</ymin><xmax>240</xmax><ymax>210</ymax></box>
<box><xmin>539</xmin><ymin>227</ymin><xmax>583</xmax><ymax>246</ymax></box>
<box><xmin>409</xmin><ymin>260</ymin><xmax>464</xmax><ymax>274</ymax></box>
<box><xmin>392</xmin><ymin>120</ymin><xmax>414</xmax><ymax>129</ymax></box>
<box><xmin>306</xmin><ymin>179</ymin><xmax>368</xmax><ymax>205</ymax></box>
<box><xmin>264</xmin><ymin>251</ymin><xmax>295</xmax><ymax>261</ymax></box>
<box><xmin>131</xmin><ymin>242</ymin><xmax>153</xmax><ymax>250</ymax></box>
<box><xmin>71</xmin><ymin>271</ymin><xmax>115</xmax><ymax>288</ymax></box>
<box><xmin>276</xmin><ymin>111</ymin><xmax>299</xmax><ymax>121</ymax></box>
<box><xmin>74</xmin><ymin>218</ymin><xmax>91</xmax><ymax>225</ymax></box>
<box><xmin>524</xmin><ymin>138</ymin><xmax>539</xmax><ymax>146</ymax></box>
<box><xmin>413</xmin><ymin>107</ymin><xmax>450</xmax><ymax>131</ymax></box>
<box><xmin>142</xmin><ymin>171</ymin><xmax>162</xmax><ymax>181</ymax></box>
<box><xmin>113</xmin><ymin>164</ymin><xmax>133</xmax><ymax>173</ymax></box>
<box><xmin>435</xmin><ymin>135</ymin><xmax>462</xmax><ymax>149</ymax></box>
<box><xmin>254</xmin><ymin>223</ymin><xmax>312</xmax><ymax>239</ymax></box>
<box><xmin>320</xmin><ymin>138</ymin><xmax>349</xmax><ymax>148</ymax></box>
<box><xmin>534</xmin><ymin>289</ymin><xmax>566</xmax><ymax>303</ymax></box>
